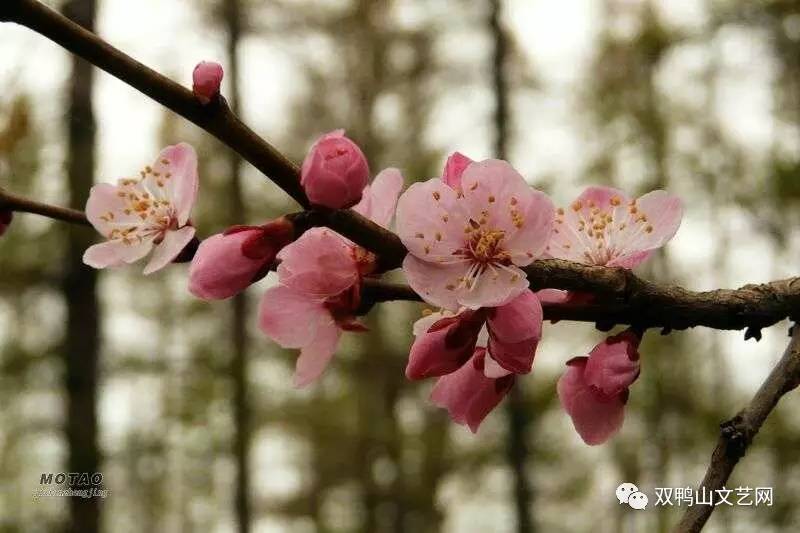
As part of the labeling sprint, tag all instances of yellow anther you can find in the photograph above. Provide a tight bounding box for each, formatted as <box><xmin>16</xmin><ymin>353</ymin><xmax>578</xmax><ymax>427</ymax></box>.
<box><xmin>432</xmin><ymin>191</ymin><xmax>441</xmax><ymax>201</ymax></box>
<box><xmin>571</xmin><ymin>201</ymin><xmax>583</xmax><ymax>211</ymax></box>
<box><xmin>415</xmin><ymin>233</ymin><xmax>425</xmax><ymax>239</ymax></box>
<box><xmin>488</xmin><ymin>195</ymin><xmax>496</xmax><ymax>203</ymax></box>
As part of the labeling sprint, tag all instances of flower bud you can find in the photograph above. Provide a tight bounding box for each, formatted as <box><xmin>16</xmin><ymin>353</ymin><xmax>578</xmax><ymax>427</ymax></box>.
<box><xmin>300</xmin><ymin>130</ymin><xmax>370</xmax><ymax>208</ymax></box>
<box><xmin>189</xmin><ymin>217</ymin><xmax>294</xmax><ymax>300</ymax></box>
<box><xmin>0</xmin><ymin>210</ymin><xmax>13</xmax><ymax>237</ymax></box>
<box><xmin>441</xmin><ymin>151</ymin><xmax>473</xmax><ymax>190</ymax></box>
<box><xmin>192</xmin><ymin>61</ymin><xmax>224</xmax><ymax>105</ymax></box>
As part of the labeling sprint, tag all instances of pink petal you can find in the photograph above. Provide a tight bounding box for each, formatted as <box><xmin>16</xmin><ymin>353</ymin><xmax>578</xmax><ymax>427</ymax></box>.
<box><xmin>557</xmin><ymin>357</ymin><xmax>626</xmax><ymax>445</ymax></box>
<box><xmin>487</xmin><ymin>291</ymin><xmax>542</xmax><ymax>343</ymax></box>
<box><xmin>259</xmin><ymin>285</ymin><xmax>329</xmax><ymax>348</ymax></box>
<box><xmin>83</xmin><ymin>238</ymin><xmax>154</xmax><ymax>269</ymax></box>
<box><xmin>395</xmin><ymin>178</ymin><xmax>468</xmax><ymax>261</ymax></box>
<box><xmin>84</xmin><ymin>183</ymin><xmax>145</xmax><ymax>236</ymax></box>
<box><xmin>406</xmin><ymin>311</ymin><xmax>484</xmax><ymax>380</ymax></box>
<box><xmin>430</xmin><ymin>349</ymin><xmax>514</xmax><ymax>433</ymax></box>
<box><xmin>294</xmin><ymin>316</ymin><xmax>342</xmax><ymax>387</ymax></box>
<box><xmin>277</xmin><ymin>228</ymin><xmax>359</xmax><ymax>298</ymax></box>
<box><xmin>485</xmin><ymin>291</ymin><xmax>543</xmax><ymax>374</ymax></box>
<box><xmin>458</xmin><ymin>160</ymin><xmax>554</xmax><ymax>262</ymax></box>
<box><xmin>143</xmin><ymin>226</ymin><xmax>196</xmax><ymax>275</ymax></box>
<box><xmin>607</xmin><ymin>250</ymin><xmax>652</xmax><ymax>269</ymax></box>
<box><xmin>618</xmin><ymin>190</ymin><xmax>683</xmax><ymax>256</ymax></box>
<box><xmin>483</xmin><ymin>354</ymin><xmax>512</xmax><ymax>378</ymax></box>
<box><xmin>441</xmin><ymin>152</ymin><xmax>474</xmax><ymax>190</ymax></box>
<box><xmin>402</xmin><ymin>254</ymin><xmax>462</xmax><ymax>311</ymax></box>
<box><xmin>352</xmin><ymin>167</ymin><xmax>404</xmax><ymax>228</ymax></box>
<box><xmin>536</xmin><ymin>289</ymin><xmax>569</xmax><ymax>305</ymax></box>
<box><xmin>189</xmin><ymin>230</ymin><xmax>269</xmax><ymax>300</ymax></box>
<box><xmin>455</xmin><ymin>264</ymin><xmax>529</xmax><ymax>310</ymax></box>
<box><xmin>153</xmin><ymin>143</ymin><xmax>199</xmax><ymax>227</ymax></box>
<box><xmin>583</xmin><ymin>329</ymin><xmax>641</xmax><ymax>397</ymax></box>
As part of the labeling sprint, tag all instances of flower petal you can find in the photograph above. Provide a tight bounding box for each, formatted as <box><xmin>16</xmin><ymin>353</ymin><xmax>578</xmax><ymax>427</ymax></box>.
<box><xmin>352</xmin><ymin>167</ymin><xmax>404</xmax><ymax>228</ymax></box>
<box><xmin>441</xmin><ymin>152</ymin><xmax>473</xmax><ymax>190</ymax></box>
<box><xmin>143</xmin><ymin>226</ymin><xmax>196</xmax><ymax>275</ymax></box>
<box><xmin>402</xmin><ymin>254</ymin><xmax>462</xmax><ymax>311</ymax></box>
<box><xmin>259</xmin><ymin>285</ymin><xmax>328</xmax><ymax>348</ymax></box>
<box><xmin>406</xmin><ymin>311</ymin><xmax>484</xmax><ymax>380</ymax></box>
<box><xmin>294</xmin><ymin>316</ymin><xmax>342</xmax><ymax>387</ymax></box>
<box><xmin>396</xmin><ymin>178</ymin><xmax>468</xmax><ymax>261</ymax></box>
<box><xmin>557</xmin><ymin>357</ymin><xmax>626</xmax><ymax>445</ymax></box>
<box><xmin>153</xmin><ymin>143</ymin><xmax>199</xmax><ymax>226</ymax></box>
<box><xmin>583</xmin><ymin>329</ymin><xmax>641</xmax><ymax>397</ymax></box>
<box><xmin>83</xmin><ymin>238</ymin><xmax>154</xmax><ymax>269</ymax></box>
<box><xmin>277</xmin><ymin>228</ymin><xmax>359</xmax><ymax>298</ymax></box>
<box><xmin>455</xmin><ymin>264</ymin><xmax>529</xmax><ymax>310</ymax></box>
<box><xmin>487</xmin><ymin>291</ymin><xmax>542</xmax><ymax>343</ymax></box>
<box><xmin>430</xmin><ymin>349</ymin><xmax>514</xmax><ymax>433</ymax></box>
<box><xmin>618</xmin><ymin>190</ymin><xmax>683</xmax><ymax>256</ymax></box>
<box><xmin>84</xmin><ymin>183</ymin><xmax>144</xmax><ymax>236</ymax></box>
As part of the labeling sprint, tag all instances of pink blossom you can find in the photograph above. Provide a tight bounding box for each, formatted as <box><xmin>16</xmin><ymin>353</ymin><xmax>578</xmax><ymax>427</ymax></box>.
<box><xmin>546</xmin><ymin>186</ymin><xmax>682</xmax><ymax>268</ymax></box>
<box><xmin>189</xmin><ymin>217</ymin><xmax>294</xmax><ymax>300</ymax></box>
<box><xmin>300</xmin><ymin>130</ymin><xmax>370</xmax><ymax>209</ymax></box>
<box><xmin>397</xmin><ymin>159</ymin><xmax>554</xmax><ymax>311</ymax></box>
<box><xmin>83</xmin><ymin>143</ymin><xmax>199</xmax><ymax>275</ymax></box>
<box><xmin>0</xmin><ymin>210</ymin><xmax>12</xmax><ymax>237</ymax></box>
<box><xmin>192</xmin><ymin>61</ymin><xmax>224</xmax><ymax>104</ymax></box>
<box><xmin>259</xmin><ymin>169</ymin><xmax>403</xmax><ymax>386</ymax></box>
<box><xmin>441</xmin><ymin>151</ymin><xmax>474</xmax><ymax>190</ymax></box>
<box><xmin>407</xmin><ymin>291</ymin><xmax>542</xmax><ymax>381</ymax></box>
<box><xmin>430</xmin><ymin>348</ymin><xmax>515</xmax><ymax>433</ymax></box>
<box><xmin>557</xmin><ymin>329</ymin><xmax>641</xmax><ymax>445</ymax></box>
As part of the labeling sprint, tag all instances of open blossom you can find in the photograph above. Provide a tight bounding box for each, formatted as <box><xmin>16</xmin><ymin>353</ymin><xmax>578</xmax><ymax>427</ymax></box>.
<box><xmin>192</xmin><ymin>61</ymin><xmax>224</xmax><ymax>104</ymax></box>
<box><xmin>408</xmin><ymin>291</ymin><xmax>542</xmax><ymax>431</ymax></box>
<box><xmin>397</xmin><ymin>158</ymin><xmax>554</xmax><ymax>311</ymax></box>
<box><xmin>300</xmin><ymin>130</ymin><xmax>370</xmax><ymax>209</ymax></box>
<box><xmin>0</xmin><ymin>210</ymin><xmax>12</xmax><ymax>237</ymax></box>
<box><xmin>189</xmin><ymin>217</ymin><xmax>294</xmax><ymax>300</ymax></box>
<box><xmin>557</xmin><ymin>329</ymin><xmax>641</xmax><ymax>445</ymax></box>
<box><xmin>83</xmin><ymin>143</ymin><xmax>199</xmax><ymax>275</ymax></box>
<box><xmin>546</xmin><ymin>186</ymin><xmax>682</xmax><ymax>269</ymax></box>
<box><xmin>259</xmin><ymin>168</ymin><xmax>403</xmax><ymax>387</ymax></box>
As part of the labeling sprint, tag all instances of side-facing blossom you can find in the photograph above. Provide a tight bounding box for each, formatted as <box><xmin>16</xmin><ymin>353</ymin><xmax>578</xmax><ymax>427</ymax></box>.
<box><xmin>189</xmin><ymin>217</ymin><xmax>294</xmax><ymax>299</ymax></box>
<box><xmin>259</xmin><ymin>168</ymin><xmax>403</xmax><ymax>387</ymax></box>
<box><xmin>557</xmin><ymin>329</ymin><xmax>641</xmax><ymax>445</ymax></box>
<box><xmin>193</xmin><ymin>61</ymin><xmax>224</xmax><ymax>104</ymax></box>
<box><xmin>408</xmin><ymin>291</ymin><xmax>542</xmax><ymax>432</ymax></box>
<box><xmin>83</xmin><ymin>143</ymin><xmax>199</xmax><ymax>275</ymax></box>
<box><xmin>397</xmin><ymin>158</ymin><xmax>554</xmax><ymax>311</ymax></box>
<box><xmin>0</xmin><ymin>210</ymin><xmax>12</xmax><ymax>237</ymax></box>
<box><xmin>300</xmin><ymin>130</ymin><xmax>370</xmax><ymax>209</ymax></box>
<box><xmin>546</xmin><ymin>186</ymin><xmax>682</xmax><ymax>268</ymax></box>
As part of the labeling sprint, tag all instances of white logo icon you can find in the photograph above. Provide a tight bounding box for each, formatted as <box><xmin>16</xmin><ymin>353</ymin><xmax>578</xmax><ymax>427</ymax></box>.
<box><xmin>616</xmin><ymin>482</ymin><xmax>639</xmax><ymax>504</ymax></box>
<box><xmin>628</xmin><ymin>491</ymin><xmax>649</xmax><ymax>510</ymax></box>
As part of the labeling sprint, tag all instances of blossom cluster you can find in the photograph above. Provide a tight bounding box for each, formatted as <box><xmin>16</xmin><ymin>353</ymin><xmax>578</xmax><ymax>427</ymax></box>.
<box><xmin>79</xmin><ymin>82</ymin><xmax>682</xmax><ymax>445</ymax></box>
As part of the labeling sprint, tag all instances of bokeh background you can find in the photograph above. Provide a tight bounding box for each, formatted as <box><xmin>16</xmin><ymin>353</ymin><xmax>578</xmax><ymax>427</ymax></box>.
<box><xmin>1</xmin><ymin>0</ymin><xmax>800</xmax><ymax>531</ymax></box>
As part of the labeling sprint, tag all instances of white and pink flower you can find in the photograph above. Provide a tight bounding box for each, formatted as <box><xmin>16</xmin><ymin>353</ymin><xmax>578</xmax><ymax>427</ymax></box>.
<box><xmin>396</xmin><ymin>158</ymin><xmax>554</xmax><ymax>311</ymax></box>
<box><xmin>546</xmin><ymin>185</ymin><xmax>682</xmax><ymax>269</ymax></box>
<box><xmin>83</xmin><ymin>143</ymin><xmax>199</xmax><ymax>275</ymax></box>
<box><xmin>259</xmin><ymin>168</ymin><xmax>404</xmax><ymax>387</ymax></box>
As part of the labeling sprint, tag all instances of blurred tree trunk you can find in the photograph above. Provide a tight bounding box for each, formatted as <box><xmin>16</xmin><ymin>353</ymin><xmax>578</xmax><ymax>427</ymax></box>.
<box><xmin>61</xmin><ymin>1</ymin><xmax>100</xmax><ymax>532</ymax></box>
<box><xmin>489</xmin><ymin>2</ymin><xmax>534</xmax><ymax>532</ymax></box>
<box><xmin>223</xmin><ymin>0</ymin><xmax>251</xmax><ymax>531</ymax></box>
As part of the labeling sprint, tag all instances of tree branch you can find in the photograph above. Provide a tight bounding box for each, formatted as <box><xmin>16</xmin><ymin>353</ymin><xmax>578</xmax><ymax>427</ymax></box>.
<box><xmin>673</xmin><ymin>324</ymin><xmax>800</xmax><ymax>533</ymax></box>
<box><xmin>0</xmin><ymin>187</ymin><xmax>89</xmax><ymax>226</ymax></box>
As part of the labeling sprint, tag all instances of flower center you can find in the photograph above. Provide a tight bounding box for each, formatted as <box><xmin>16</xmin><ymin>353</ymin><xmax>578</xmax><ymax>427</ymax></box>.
<box><xmin>469</xmin><ymin>227</ymin><xmax>509</xmax><ymax>264</ymax></box>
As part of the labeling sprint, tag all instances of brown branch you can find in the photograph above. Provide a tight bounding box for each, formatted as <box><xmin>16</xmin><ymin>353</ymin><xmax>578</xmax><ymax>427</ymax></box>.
<box><xmin>3</xmin><ymin>0</ymin><xmax>799</xmax><ymax>335</ymax></box>
<box><xmin>0</xmin><ymin>187</ymin><xmax>90</xmax><ymax>226</ymax></box>
<box><xmin>673</xmin><ymin>324</ymin><xmax>800</xmax><ymax>533</ymax></box>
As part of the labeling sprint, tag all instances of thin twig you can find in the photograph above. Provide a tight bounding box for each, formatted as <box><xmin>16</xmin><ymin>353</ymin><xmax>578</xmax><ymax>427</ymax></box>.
<box><xmin>0</xmin><ymin>188</ymin><xmax>89</xmax><ymax>226</ymax></box>
<box><xmin>673</xmin><ymin>324</ymin><xmax>800</xmax><ymax>533</ymax></box>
